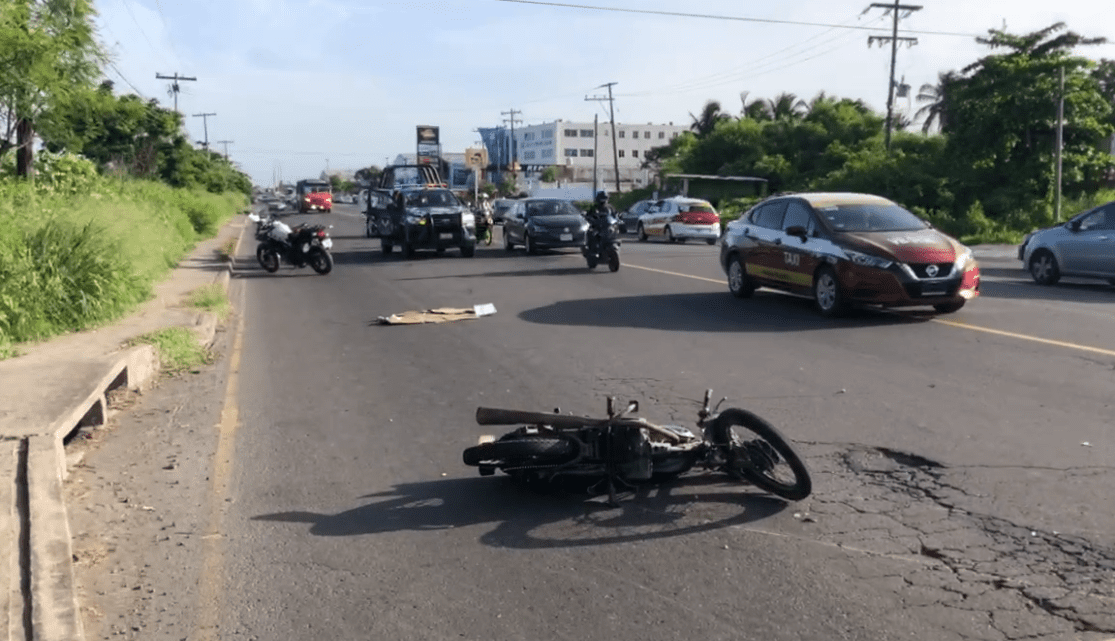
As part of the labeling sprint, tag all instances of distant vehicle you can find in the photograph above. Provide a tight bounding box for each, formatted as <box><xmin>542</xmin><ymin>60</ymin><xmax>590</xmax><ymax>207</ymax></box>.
<box><xmin>619</xmin><ymin>199</ymin><xmax>656</xmax><ymax>234</ymax></box>
<box><xmin>1018</xmin><ymin>200</ymin><xmax>1115</xmax><ymax>286</ymax></box>
<box><xmin>492</xmin><ymin>198</ymin><xmax>517</xmax><ymax>224</ymax></box>
<box><xmin>720</xmin><ymin>192</ymin><xmax>980</xmax><ymax>316</ymax></box>
<box><xmin>295</xmin><ymin>179</ymin><xmax>333</xmax><ymax>213</ymax></box>
<box><xmin>502</xmin><ymin>198</ymin><xmax>588</xmax><ymax>254</ymax></box>
<box><xmin>637</xmin><ymin>197</ymin><xmax>721</xmax><ymax>245</ymax></box>
<box><xmin>365</xmin><ymin>164</ymin><xmax>476</xmax><ymax>258</ymax></box>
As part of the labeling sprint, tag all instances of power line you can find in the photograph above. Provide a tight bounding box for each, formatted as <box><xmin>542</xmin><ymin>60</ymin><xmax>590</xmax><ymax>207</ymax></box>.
<box><xmin>495</xmin><ymin>0</ymin><xmax>979</xmax><ymax>37</ymax></box>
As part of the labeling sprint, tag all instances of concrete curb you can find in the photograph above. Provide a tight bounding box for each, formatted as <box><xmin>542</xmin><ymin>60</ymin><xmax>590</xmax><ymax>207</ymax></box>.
<box><xmin>16</xmin><ymin>216</ymin><xmax>248</xmax><ymax>641</ymax></box>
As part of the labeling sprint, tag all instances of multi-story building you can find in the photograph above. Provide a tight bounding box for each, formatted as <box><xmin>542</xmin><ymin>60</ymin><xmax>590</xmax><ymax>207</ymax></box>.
<box><xmin>479</xmin><ymin>119</ymin><xmax>687</xmax><ymax>191</ymax></box>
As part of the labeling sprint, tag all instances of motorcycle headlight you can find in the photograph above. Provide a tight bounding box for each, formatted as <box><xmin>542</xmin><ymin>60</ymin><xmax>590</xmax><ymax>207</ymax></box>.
<box><xmin>844</xmin><ymin>249</ymin><xmax>893</xmax><ymax>270</ymax></box>
<box><xmin>580</xmin><ymin>221</ymin><xmax>590</xmax><ymax>232</ymax></box>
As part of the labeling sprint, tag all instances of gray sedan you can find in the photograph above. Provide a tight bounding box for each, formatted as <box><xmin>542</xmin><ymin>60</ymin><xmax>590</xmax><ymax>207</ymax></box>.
<box><xmin>503</xmin><ymin>198</ymin><xmax>589</xmax><ymax>254</ymax></box>
<box><xmin>1018</xmin><ymin>200</ymin><xmax>1115</xmax><ymax>285</ymax></box>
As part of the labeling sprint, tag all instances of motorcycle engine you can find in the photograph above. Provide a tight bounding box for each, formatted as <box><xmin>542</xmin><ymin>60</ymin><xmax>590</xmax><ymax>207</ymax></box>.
<box><xmin>609</xmin><ymin>426</ymin><xmax>652</xmax><ymax>480</ymax></box>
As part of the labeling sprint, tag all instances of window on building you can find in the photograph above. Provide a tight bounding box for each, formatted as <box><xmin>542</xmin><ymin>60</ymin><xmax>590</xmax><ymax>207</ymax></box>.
<box><xmin>581</xmin><ymin>149</ymin><xmax>593</xmax><ymax>157</ymax></box>
<box><xmin>618</xmin><ymin>150</ymin><xmax>625</xmax><ymax>158</ymax></box>
<box><xmin>671</xmin><ymin>132</ymin><xmax>678</xmax><ymax>139</ymax></box>
<box><xmin>564</xmin><ymin>129</ymin><xmax>577</xmax><ymax>137</ymax></box>
<box><xmin>618</xmin><ymin>130</ymin><xmax>625</xmax><ymax>138</ymax></box>
<box><xmin>542</xmin><ymin>149</ymin><xmax>553</xmax><ymax>158</ymax></box>
<box><xmin>543</xmin><ymin>130</ymin><xmax>553</xmax><ymax>138</ymax></box>
<box><xmin>580</xmin><ymin>129</ymin><xmax>593</xmax><ymax>137</ymax></box>
<box><xmin>632</xmin><ymin>150</ymin><xmax>639</xmax><ymax>157</ymax></box>
<box><xmin>644</xmin><ymin>131</ymin><xmax>651</xmax><ymax>139</ymax></box>
<box><xmin>564</xmin><ymin>149</ymin><xmax>578</xmax><ymax>157</ymax></box>
<box><xmin>658</xmin><ymin>131</ymin><xmax>665</xmax><ymax>139</ymax></box>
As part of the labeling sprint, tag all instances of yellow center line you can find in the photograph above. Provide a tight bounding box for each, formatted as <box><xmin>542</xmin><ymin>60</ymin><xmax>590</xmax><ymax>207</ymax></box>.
<box><xmin>625</xmin><ymin>262</ymin><xmax>1115</xmax><ymax>358</ymax></box>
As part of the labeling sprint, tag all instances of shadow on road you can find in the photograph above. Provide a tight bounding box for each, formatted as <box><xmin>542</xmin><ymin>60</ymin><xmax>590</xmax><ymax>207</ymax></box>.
<box><xmin>977</xmin><ymin>266</ymin><xmax>1115</xmax><ymax>305</ymax></box>
<box><xmin>518</xmin><ymin>291</ymin><xmax>934</xmax><ymax>332</ymax></box>
<box><xmin>252</xmin><ymin>475</ymin><xmax>788</xmax><ymax>548</ymax></box>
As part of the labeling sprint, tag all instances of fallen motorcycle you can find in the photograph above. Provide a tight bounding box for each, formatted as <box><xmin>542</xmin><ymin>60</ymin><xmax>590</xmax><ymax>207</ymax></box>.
<box><xmin>463</xmin><ymin>389</ymin><xmax>811</xmax><ymax>505</ymax></box>
<box><xmin>582</xmin><ymin>210</ymin><xmax>621</xmax><ymax>272</ymax></box>
<box><xmin>249</xmin><ymin>212</ymin><xmax>334</xmax><ymax>275</ymax></box>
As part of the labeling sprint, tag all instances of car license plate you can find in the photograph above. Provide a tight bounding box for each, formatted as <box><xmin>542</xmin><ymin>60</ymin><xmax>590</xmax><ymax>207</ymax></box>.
<box><xmin>439</xmin><ymin>232</ymin><xmax>453</xmax><ymax>240</ymax></box>
<box><xmin>560</xmin><ymin>233</ymin><xmax>573</xmax><ymax>241</ymax></box>
<box><xmin>922</xmin><ymin>287</ymin><xmax>946</xmax><ymax>296</ymax></box>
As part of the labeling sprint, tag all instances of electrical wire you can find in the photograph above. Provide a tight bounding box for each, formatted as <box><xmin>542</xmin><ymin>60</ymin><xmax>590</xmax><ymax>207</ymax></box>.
<box><xmin>494</xmin><ymin>0</ymin><xmax>981</xmax><ymax>38</ymax></box>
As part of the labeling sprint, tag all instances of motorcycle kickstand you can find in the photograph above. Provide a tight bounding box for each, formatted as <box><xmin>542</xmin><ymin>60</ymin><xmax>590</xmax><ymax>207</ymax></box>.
<box><xmin>605</xmin><ymin>474</ymin><xmax>621</xmax><ymax>508</ymax></box>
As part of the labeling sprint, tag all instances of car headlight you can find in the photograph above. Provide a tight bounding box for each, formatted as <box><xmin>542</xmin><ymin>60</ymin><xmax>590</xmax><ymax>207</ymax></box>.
<box><xmin>405</xmin><ymin>214</ymin><xmax>425</xmax><ymax>225</ymax></box>
<box><xmin>580</xmin><ymin>221</ymin><xmax>590</xmax><ymax>232</ymax></box>
<box><xmin>954</xmin><ymin>246</ymin><xmax>975</xmax><ymax>271</ymax></box>
<box><xmin>844</xmin><ymin>249</ymin><xmax>893</xmax><ymax>269</ymax></box>
<box><xmin>461</xmin><ymin>211</ymin><xmax>475</xmax><ymax>226</ymax></box>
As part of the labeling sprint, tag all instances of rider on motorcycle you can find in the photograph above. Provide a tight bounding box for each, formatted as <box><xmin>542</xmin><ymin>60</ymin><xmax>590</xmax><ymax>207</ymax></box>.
<box><xmin>586</xmin><ymin>190</ymin><xmax>614</xmax><ymax>224</ymax></box>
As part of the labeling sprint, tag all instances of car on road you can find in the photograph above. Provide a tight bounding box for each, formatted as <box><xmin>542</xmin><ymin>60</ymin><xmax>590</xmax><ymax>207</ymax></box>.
<box><xmin>366</xmin><ymin>180</ymin><xmax>476</xmax><ymax>258</ymax></box>
<box><xmin>720</xmin><ymin>192</ymin><xmax>980</xmax><ymax>316</ymax></box>
<box><xmin>503</xmin><ymin>198</ymin><xmax>589</xmax><ymax>254</ymax></box>
<box><xmin>492</xmin><ymin>198</ymin><xmax>517</xmax><ymax>224</ymax></box>
<box><xmin>1017</xmin><ymin>200</ymin><xmax>1115</xmax><ymax>286</ymax></box>
<box><xmin>619</xmin><ymin>199</ymin><xmax>655</xmax><ymax>234</ymax></box>
<box><xmin>636</xmin><ymin>196</ymin><xmax>721</xmax><ymax>244</ymax></box>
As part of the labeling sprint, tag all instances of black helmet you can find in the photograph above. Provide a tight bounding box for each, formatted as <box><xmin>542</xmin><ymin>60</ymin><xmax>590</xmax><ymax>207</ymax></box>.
<box><xmin>594</xmin><ymin>190</ymin><xmax>608</xmax><ymax>204</ymax></box>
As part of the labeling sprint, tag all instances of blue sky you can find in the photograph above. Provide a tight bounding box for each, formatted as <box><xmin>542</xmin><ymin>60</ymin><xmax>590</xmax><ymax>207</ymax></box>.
<box><xmin>92</xmin><ymin>0</ymin><xmax>1115</xmax><ymax>187</ymax></box>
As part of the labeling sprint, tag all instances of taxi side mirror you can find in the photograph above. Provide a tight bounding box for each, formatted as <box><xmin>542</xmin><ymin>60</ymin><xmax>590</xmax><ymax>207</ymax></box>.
<box><xmin>785</xmin><ymin>225</ymin><xmax>809</xmax><ymax>242</ymax></box>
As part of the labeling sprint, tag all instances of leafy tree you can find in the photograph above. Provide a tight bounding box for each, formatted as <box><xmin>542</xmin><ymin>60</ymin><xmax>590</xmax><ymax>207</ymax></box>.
<box><xmin>540</xmin><ymin>166</ymin><xmax>559</xmax><ymax>182</ymax></box>
<box><xmin>767</xmin><ymin>92</ymin><xmax>808</xmax><ymax>121</ymax></box>
<box><xmin>0</xmin><ymin>0</ymin><xmax>103</xmax><ymax>176</ymax></box>
<box><xmin>943</xmin><ymin>22</ymin><xmax>1113</xmax><ymax>218</ymax></box>
<box><xmin>354</xmin><ymin>165</ymin><xmax>382</xmax><ymax>184</ymax></box>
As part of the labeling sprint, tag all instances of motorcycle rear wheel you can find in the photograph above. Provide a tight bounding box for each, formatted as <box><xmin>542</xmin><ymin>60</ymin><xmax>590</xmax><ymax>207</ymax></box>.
<box><xmin>463</xmin><ymin>437</ymin><xmax>575</xmax><ymax>468</ymax></box>
<box><xmin>309</xmin><ymin>249</ymin><xmax>333</xmax><ymax>275</ymax></box>
<box><xmin>711</xmin><ymin>408</ymin><xmax>811</xmax><ymax>501</ymax></box>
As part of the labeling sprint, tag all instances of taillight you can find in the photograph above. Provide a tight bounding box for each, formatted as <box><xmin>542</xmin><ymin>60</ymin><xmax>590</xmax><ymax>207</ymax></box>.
<box><xmin>316</xmin><ymin>230</ymin><xmax>326</xmax><ymax>238</ymax></box>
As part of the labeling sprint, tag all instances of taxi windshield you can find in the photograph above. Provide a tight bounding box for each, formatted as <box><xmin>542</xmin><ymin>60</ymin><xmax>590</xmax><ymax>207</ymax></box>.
<box><xmin>819</xmin><ymin>204</ymin><xmax>928</xmax><ymax>232</ymax></box>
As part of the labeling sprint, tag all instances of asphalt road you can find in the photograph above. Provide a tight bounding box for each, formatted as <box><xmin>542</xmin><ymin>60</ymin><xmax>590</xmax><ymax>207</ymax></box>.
<box><xmin>72</xmin><ymin>203</ymin><xmax>1115</xmax><ymax>640</ymax></box>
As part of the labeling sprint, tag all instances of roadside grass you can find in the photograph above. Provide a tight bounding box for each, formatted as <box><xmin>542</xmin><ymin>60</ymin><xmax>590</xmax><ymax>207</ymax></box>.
<box><xmin>217</xmin><ymin>237</ymin><xmax>238</xmax><ymax>262</ymax></box>
<box><xmin>129</xmin><ymin>327</ymin><xmax>213</xmax><ymax>375</ymax></box>
<box><xmin>186</xmin><ymin>283</ymin><xmax>231</xmax><ymax>321</ymax></box>
<box><xmin>0</xmin><ymin>173</ymin><xmax>244</xmax><ymax>359</ymax></box>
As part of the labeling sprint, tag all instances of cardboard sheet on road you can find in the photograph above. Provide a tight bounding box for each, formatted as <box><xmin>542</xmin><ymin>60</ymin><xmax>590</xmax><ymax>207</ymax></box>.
<box><xmin>376</xmin><ymin>303</ymin><xmax>496</xmax><ymax>325</ymax></box>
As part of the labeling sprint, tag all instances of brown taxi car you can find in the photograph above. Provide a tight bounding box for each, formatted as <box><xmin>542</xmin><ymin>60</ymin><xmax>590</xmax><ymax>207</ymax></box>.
<box><xmin>719</xmin><ymin>192</ymin><xmax>980</xmax><ymax>316</ymax></box>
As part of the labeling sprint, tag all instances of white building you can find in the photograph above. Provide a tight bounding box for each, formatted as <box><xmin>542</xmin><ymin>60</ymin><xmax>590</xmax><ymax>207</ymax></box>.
<box><xmin>510</xmin><ymin>119</ymin><xmax>687</xmax><ymax>190</ymax></box>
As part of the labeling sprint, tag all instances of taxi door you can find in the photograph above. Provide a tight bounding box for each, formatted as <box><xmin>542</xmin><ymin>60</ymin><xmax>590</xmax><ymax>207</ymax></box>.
<box><xmin>739</xmin><ymin>200</ymin><xmax>788</xmax><ymax>286</ymax></box>
<box><xmin>775</xmin><ymin>199</ymin><xmax>824</xmax><ymax>292</ymax></box>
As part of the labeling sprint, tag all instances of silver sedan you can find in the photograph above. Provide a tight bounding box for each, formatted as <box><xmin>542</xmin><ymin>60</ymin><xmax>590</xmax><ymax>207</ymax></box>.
<box><xmin>1019</xmin><ymin>200</ymin><xmax>1115</xmax><ymax>286</ymax></box>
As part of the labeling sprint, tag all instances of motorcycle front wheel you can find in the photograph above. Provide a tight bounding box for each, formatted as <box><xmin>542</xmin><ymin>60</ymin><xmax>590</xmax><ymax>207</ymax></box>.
<box><xmin>606</xmin><ymin>247</ymin><xmax>620</xmax><ymax>272</ymax></box>
<box><xmin>308</xmin><ymin>248</ymin><xmax>333</xmax><ymax>275</ymax></box>
<box><xmin>258</xmin><ymin>245</ymin><xmax>281</xmax><ymax>273</ymax></box>
<box><xmin>463</xmin><ymin>436</ymin><xmax>575</xmax><ymax>469</ymax></box>
<box><xmin>711</xmin><ymin>408</ymin><xmax>811</xmax><ymax>501</ymax></box>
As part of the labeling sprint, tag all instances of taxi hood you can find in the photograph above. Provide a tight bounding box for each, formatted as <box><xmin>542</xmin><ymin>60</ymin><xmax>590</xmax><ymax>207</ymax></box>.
<box><xmin>836</xmin><ymin>228</ymin><xmax>960</xmax><ymax>263</ymax></box>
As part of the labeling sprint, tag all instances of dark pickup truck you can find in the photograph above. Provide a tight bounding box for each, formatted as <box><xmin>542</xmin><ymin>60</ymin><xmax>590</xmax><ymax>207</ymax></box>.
<box><xmin>364</xmin><ymin>165</ymin><xmax>476</xmax><ymax>258</ymax></box>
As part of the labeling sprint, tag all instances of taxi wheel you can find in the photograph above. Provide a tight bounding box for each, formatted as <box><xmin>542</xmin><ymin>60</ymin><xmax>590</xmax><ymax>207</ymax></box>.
<box><xmin>728</xmin><ymin>255</ymin><xmax>755</xmax><ymax>299</ymax></box>
<box><xmin>637</xmin><ymin>224</ymin><xmax>648</xmax><ymax>242</ymax></box>
<box><xmin>706</xmin><ymin>238</ymin><xmax>717</xmax><ymax>245</ymax></box>
<box><xmin>813</xmin><ymin>267</ymin><xmax>847</xmax><ymax>317</ymax></box>
<box><xmin>665</xmin><ymin>226</ymin><xmax>676</xmax><ymax>243</ymax></box>
<box><xmin>1028</xmin><ymin>250</ymin><xmax>1060</xmax><ymax>285</ymax></box>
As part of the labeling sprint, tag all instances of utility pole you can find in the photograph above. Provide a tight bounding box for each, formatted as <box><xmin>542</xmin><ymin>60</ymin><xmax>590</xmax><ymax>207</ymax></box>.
<box><xmin>1055</xmin><ymin>65</ymin><xmax>1065</xmax><ymax>223</ymax></box>
<box><xmin>586</xmin><ymin>82</ymin><xmax>620</xmax><ymax>193</ymax></box>
<box><xmin>216</xmin><ymin>140</ymin><xmax>233</xmax><ymax>160</ymax></box>
<box><xmin>155</xmin><ymin>72</ymin><xmax>197</xmax><ymax>113</ymax></box>
<box><xmin>592</xmin><ymin>114</ymin><xmax>599</xmax><ymax>194</ymax></box>
<box><xmin>193</xmin><ymin>112</ymin><xmax>216</xmax><ymax>151</ymax></box>
<box><xmin>501</xmin><ymin>108</ymin><xmax>522</xmax><ymax>183</ymax></box>
<box><xmin>867</xmin><ymin>1</ymin><xmax>920</xmax><ymax>151</ymax></box>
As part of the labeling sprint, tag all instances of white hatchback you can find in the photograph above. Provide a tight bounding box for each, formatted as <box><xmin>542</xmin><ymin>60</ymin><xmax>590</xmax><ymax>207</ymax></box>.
<box><xmin>636</xmin><ymin>197</ymin><xmax>721</xmax><ymax>245</ymax></box>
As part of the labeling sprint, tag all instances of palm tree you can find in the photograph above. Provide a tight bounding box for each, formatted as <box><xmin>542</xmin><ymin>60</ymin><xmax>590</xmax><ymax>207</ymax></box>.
<box><xmin>688</xmin><ymin>100</ymin><xmax>731</xmax><ymax>136</ymax></box>
<box><xmin>739</xmin><ymin>91</ymin><xmax>772</xmax><ymax>121</ymax></box>
<box><xmin>767</xmin><ymin>92</ymin><xmax>807</xmax><ymax>121</ymax></box>
<box><xmin>914</xmin><ymin>71</ymin><xmax>957</xmax><ymax>134</ymax></box>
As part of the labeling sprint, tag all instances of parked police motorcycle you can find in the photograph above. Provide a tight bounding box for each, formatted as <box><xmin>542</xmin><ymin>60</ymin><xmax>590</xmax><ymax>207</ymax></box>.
<box><xmin>248</xmin><ymin>213</ymin><xmax>334</xmax><ymax>275</ymax></box>
<box><xmin>463</xmin><ymin>389</ymin><xmax>812</xmax><ymax>506</ymax></box>
<box><xmin>583</xmin><ymin>192</ymin><xmax>621</xmax><ymax>272</ymax></box>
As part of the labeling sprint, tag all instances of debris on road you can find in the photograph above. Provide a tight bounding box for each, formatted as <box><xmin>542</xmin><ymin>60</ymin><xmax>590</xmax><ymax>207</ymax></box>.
<box><xmin>376</xmin><ymin>304</ymin><xmax>497</xmax><ymax>325</ymax></box>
